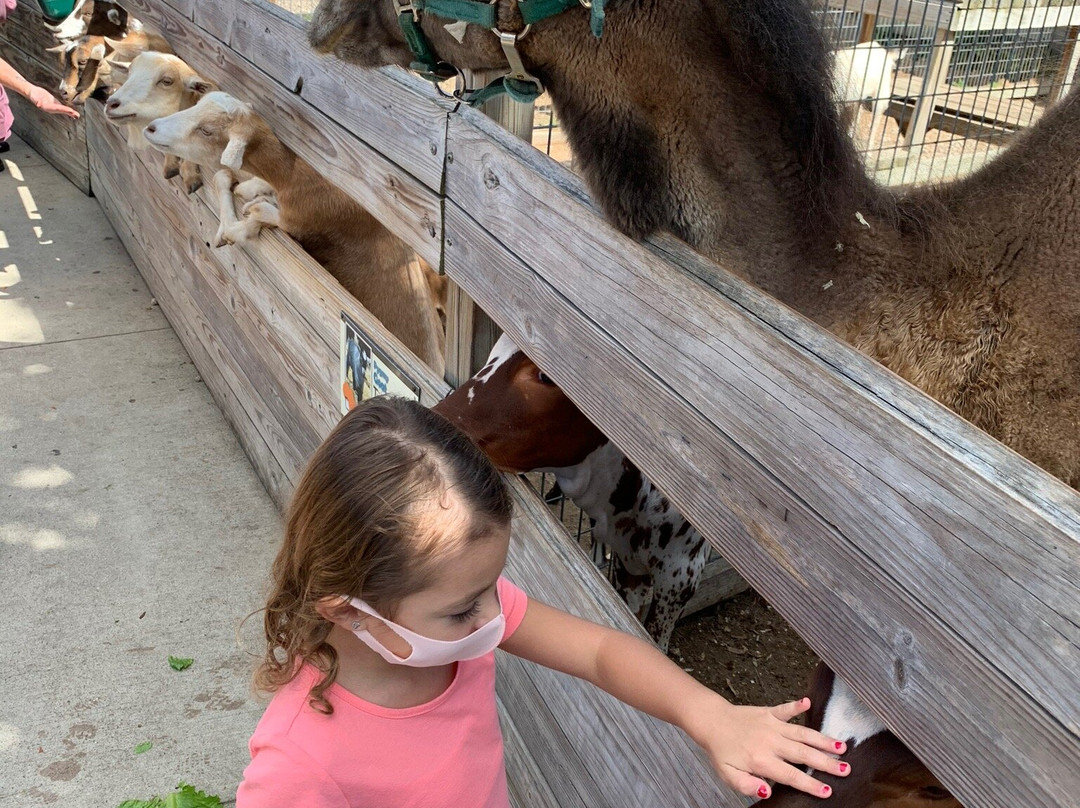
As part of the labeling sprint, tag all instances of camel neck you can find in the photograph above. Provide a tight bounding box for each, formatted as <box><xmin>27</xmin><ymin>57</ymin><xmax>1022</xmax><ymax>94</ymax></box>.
<box><xmin>530</xmin><ymin>0</ymin><xmax>876</xmax><ymax>281</ymax></box>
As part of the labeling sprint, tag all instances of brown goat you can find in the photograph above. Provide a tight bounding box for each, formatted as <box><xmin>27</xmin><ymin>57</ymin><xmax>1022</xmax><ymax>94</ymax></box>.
<box><xmin>145</xmin><ymin>92</ymin><xmax>445</xmax><ymax>374</ymax></box>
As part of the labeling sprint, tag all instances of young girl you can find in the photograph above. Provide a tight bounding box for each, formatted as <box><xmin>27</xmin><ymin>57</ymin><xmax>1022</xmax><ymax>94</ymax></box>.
<box><xmin>236</xmin><ymin>397</ymin><xmax>850</xmax><ymax>806</ymax></box>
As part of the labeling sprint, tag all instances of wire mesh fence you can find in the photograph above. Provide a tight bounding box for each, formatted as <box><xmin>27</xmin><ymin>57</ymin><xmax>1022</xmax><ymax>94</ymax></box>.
<box><xmin>817</xmin><ymin>0</ymin><xmax>1079</xmax><ymax>185</ymax></box>
<box><xmin>266</xmin><ymin>0</ymin><xmax>1078</xmax><ymax>184</ymax></box>
<box><xmin>526</xmin><ymin>0</ymin><xmax>1080</xmax><ymax>185</ymax></box>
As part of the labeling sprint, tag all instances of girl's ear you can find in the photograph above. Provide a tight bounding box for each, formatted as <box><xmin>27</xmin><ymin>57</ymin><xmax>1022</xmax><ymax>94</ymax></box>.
<box><xmin>315</xmin><ymin>595</ymin><xmax>363</xmax><ymax>629</ymax></box>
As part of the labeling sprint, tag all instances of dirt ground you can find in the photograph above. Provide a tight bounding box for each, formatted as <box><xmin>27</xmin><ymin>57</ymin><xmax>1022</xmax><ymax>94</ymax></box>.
<box><xmin>669</xmin><ymin>590</ymin><xmax>821</xmax><ymax>710</ymax></box>
<box><xmin>529</xmin><ymin>473</ymin><xmax>821</xmax><ymax>709</ymax></box>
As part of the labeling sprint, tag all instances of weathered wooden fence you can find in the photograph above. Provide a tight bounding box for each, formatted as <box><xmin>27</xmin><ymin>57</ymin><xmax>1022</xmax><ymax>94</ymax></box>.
<box><xmin>1</xmin><ymin>2</ymin><xmax>90</xmax><ymax>192</ymax></box>
<box><xmin>5</xmin><ymin>0</ymin><xmax>1080</xmax><ymax>805</ymax></box>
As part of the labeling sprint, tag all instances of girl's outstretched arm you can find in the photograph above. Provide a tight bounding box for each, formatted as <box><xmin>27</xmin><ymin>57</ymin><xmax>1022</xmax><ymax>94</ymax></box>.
<box><xmin>500</xmin><ymin>597</ymin><xmax>849</xmax><ymax>800</ymax></box>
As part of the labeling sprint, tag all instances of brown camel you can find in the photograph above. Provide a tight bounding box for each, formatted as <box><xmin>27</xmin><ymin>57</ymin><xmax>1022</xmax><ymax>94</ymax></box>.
<box><xmin>308</xmin><ymin>0</ymin><xmax>1079</xmax><ymax>490</ymax></box>
<box><xmin>306</xmin><ymin>0</ymin><xmax>1078</xmax><ymax>804</ymax></box>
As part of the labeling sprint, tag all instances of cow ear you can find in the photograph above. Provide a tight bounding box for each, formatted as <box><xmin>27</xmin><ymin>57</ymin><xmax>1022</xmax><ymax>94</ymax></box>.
<box><xmin>184</xmin><ymin>76</ymin><xmax>214</xmax><ymax>96</ymax></box>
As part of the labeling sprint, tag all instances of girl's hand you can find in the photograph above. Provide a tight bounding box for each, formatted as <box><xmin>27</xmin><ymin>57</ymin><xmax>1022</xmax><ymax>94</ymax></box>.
<box><xmin>26</xmin><ymin>87</ymin><xmax>80</xmax><ymax>118</ymax></box>
<box><xmin>695</xmin><ymin>697</ymin><xmax>850</xmax><ymax>799</ymax></box>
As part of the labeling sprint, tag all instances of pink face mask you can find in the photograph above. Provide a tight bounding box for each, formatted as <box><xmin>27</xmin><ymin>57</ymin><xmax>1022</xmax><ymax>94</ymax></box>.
<box><xmin>346</xmin><ymin>593</ymin><xmax>506</xmax><ymax>667</ymax></box>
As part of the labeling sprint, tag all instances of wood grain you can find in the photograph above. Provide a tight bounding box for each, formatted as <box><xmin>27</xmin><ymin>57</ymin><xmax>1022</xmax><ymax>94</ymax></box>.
<box><xmin>440</xmin><ymin>111</ymin><xmax>1080</xmax><ymax>805</ymax></box>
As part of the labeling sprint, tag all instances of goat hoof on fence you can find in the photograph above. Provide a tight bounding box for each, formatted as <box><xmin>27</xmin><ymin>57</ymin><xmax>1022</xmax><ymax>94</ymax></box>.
<box><xmin>185</xmin><ymin>178</ymin><xmax>204</xmax><ymax>194</ymax></box>
<box><xmin>163</xmin><ymin>165</ymin><xmax>180</xmax><ymax>180</ymax></box>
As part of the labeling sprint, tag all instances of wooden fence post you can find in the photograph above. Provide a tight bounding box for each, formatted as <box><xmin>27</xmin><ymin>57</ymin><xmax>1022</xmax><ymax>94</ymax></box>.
<box><xmin>903</xmin><ymin>25</ymin><xmax>955</xmax><ymax>160</ymax></box>
<box><xmin>443</xmin><ymin>69</ymin><xmax>534</xmax><ymax>386</ymax></box>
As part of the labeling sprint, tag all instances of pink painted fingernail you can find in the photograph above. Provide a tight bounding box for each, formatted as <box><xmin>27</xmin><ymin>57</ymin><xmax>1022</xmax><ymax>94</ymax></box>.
<box><xmin>822</xmin><ymin>785</ymin><xmax>832</xmax><ymax>797</ymax></box>
<box><xmin>839</xmin><ymin>763</ymin><xmax>849</xmax><ymax>773</ymax></box>
<box><xmin>758</xmin><ymin>785</ymin><xmax>770</xmax><ymax>799</ymax></box>
<box><xmin>834</xmin><ymin>741</ymin><xmax>844</xmax><ymax>751</ymax></box>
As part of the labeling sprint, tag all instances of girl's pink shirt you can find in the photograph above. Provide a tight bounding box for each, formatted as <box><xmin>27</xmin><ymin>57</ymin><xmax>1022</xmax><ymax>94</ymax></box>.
<box><xmin>236</xmin><ymin>577</ymin><xmax>529</xmax><ymax>808</ymax></box>
<box><xmin>0</xmin><ymin>1</ymin><xmax>15</xmax><ymax>143</ymax></box>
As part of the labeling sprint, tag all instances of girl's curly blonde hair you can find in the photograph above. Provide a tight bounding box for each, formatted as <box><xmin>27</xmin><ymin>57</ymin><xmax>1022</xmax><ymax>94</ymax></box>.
<box><xmin>253</xmin><ymin>396</ymin><xmax>512</xmax><ymax>714</ymax></box>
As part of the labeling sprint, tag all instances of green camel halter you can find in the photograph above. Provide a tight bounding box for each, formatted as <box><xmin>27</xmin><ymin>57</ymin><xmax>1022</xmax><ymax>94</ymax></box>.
<box><xmin>394</xmin><ymin>0</ymin><xmax>605</xmax><ymax>106</ymax></box>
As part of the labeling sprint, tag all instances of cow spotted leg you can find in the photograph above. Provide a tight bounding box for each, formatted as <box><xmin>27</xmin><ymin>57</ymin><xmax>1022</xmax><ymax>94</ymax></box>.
<box><xmin>610</xmin><ymin>556</ymin><xmax>652</xmax><ymax>628</ymax></box>
<box><xmin>642</xmin><ymin>537</ymin><xmax>707</xmax><ymax>653</ymax></box>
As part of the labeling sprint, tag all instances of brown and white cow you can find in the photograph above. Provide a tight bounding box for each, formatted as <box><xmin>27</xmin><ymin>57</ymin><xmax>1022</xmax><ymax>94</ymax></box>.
<box><xmin>769</xmin><ymin>663</ymin><xmax>959</xmax><ymax>807</ymax></box>
<box><xmin>433</xmin><ymin>334</ymin><xmax>712</xmax><ymax>652</ymax></box>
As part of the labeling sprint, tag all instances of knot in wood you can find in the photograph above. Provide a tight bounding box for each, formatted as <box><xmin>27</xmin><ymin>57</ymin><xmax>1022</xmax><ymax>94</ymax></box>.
<box><xmin>483</xmin><ymin>168</ymin><xmax>500</xmax><ymax>190</ymax></box>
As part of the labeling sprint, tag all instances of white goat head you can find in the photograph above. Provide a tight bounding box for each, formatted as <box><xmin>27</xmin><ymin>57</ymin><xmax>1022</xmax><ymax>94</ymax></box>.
<box><xmin>144</xmin><ymin>92</ymin><xmax>258</xmax><ymax>171</ymax></box>
<box><xmin>105</xmin><ymin>53</ymin><xmax>213</xmax><ymax>131</ymax></box>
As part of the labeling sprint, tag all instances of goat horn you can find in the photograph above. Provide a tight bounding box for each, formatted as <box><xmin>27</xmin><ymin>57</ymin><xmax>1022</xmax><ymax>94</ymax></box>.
<box><xmin>103</xmin><ymin>36</ymin><xmax>125</xmax><ymax>50</ymax></box>
<box><xmin>45</xmin><ymin>43</ymin><xmax>68</xmax><ymax>53</ymax></box>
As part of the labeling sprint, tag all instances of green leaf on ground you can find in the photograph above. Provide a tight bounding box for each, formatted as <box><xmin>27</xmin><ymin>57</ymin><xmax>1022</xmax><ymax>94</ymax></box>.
<box><xmin>168</xmin><ymin>783</ymin><xmax>224</xmax><ymax>808</ymax></box>
<box><xmin>167</xmin><ymin>656</ymin><xmax>194</xmax><ymax>671</ymax></box>
<box><xmin>116</xmin><ymin>783</ymin><xmax>223</xmax><ymax>808</ymax></box>
<box><xmin>134</xmin><ymin>741</ymin><xmax>153</xmax><ymax>754</ymax></box>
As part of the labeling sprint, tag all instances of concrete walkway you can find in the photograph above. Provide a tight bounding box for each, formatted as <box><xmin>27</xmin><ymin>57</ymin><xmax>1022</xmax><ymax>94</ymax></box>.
<box><xmin>0</xmin><ymin>135</ymin><xmax>282</xmax><ymax>806</ymax></box>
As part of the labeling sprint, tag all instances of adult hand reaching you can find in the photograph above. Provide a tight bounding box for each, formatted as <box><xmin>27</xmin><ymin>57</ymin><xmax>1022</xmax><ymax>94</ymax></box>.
<box><xmin>25</xmin><ymin>86</ymin><xmax>79</xmax><ymax>118</ymax></box>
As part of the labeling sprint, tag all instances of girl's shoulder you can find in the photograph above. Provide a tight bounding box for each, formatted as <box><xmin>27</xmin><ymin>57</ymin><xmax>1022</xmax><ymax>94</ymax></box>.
<box><xmin>497</xmin><ymin>577</ymin><xmax>529</xmax><ymax>641</ymax></box>
<box><xmin>238</xmin><ymin>719</ymin><xmax>350</xmax><ymax>808</ymax></box>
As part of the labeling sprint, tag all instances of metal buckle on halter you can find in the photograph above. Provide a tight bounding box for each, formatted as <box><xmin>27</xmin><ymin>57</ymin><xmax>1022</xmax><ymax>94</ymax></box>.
<box><xmin>396</xmin><ymin>0</ymin><xmax>419</xmax><ymax>22</ymax></box>
<box><xmin>493</xmin><ymin>24</ymin><xmax>544</xmax><ymax>95</ymax></box>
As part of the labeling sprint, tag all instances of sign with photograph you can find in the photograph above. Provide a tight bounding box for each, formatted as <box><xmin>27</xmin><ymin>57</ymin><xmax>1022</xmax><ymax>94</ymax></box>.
<box><xmin>339</xmin><ymin>312</ymin><xmax>421</xmax><ymax>414</ymax></box>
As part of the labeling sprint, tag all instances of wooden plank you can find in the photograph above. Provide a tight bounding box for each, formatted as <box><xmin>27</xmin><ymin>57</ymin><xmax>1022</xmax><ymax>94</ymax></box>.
<box><xmin>441</xmin><ymin>108</ymin><xmax>1080</xmax><ymax>808</ymax></box>
<box><xmin>87</xmin><ymin>109</ymin><xmax>321</xmax><ymax>477</ymax></box>
<box><xmin>88</xmin><ymin>128</ymin><xmax>293</xmax><ymax>507</ymax></box>
<box><xmin>119</xmin><ymin>0</ymin><xmax>444</xmax><ymax>269</ymax></box>
<box><xmin>443</xmin><ymin>69</ymin><xmax>528</xmax><ymax>384</ymax></box>
<box><xmin>4</xmin><ymin>92</ymin><xmax>90</xmax><ymax>194</ymax></box>
<box><xmin>497</xmin><ymin>694</ymin><xmax>566</xmax><ymax>808</ymax></box>
<box><xmin>0</xmin><ymin>35</ymin><xmax>61</xmax><ymax>91</ymax></box>
<box><xmin>0</xmin><ymin>4</ymin><xmax>90</xmax><ymax>192</ymax></box>
<box><xmin>1</xmin><ymin>10</ymin><xmax>67</xmax><ymax>82</ymax></box>
<box><xmin>500</xmin><ymin>479</ymin><xmax>735</xmax><ymax>807</ymax></box>
<box><xmin>892</xmin><ymin>71</ymin><xmax>1041</xmax><ymax>133</ymax></box>
<box><xmin>683</xmin><ymin>557</ymin><xmax>749</xmax><ymax>616</ymax></box>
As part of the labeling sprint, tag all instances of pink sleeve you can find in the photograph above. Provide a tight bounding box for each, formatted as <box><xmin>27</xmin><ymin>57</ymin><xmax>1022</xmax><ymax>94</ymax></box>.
<box><xmin>497</xmin><ymin>576</ymin><xmax>529</xmax><ymax>641</ymax></box>
<box><xmin>236</xmin><ymin>738</ymin><xmax>349</xmax><ymax>808</ymax></box>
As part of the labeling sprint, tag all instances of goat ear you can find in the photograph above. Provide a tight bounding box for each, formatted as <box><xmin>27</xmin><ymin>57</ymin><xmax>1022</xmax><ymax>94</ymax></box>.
<box><xmin>184</xmin><ymin>76</ymin><xmax>214</xmax><ymax>96</ymax></box>
<box><xmin>103</xmin><ymin>52</ymin><xmax>130</xmax><ymax>69</ymax></box>
<box><xmin>220</xmin><ymin>136</ymin><xmax>248</xmax><ymax>171</ymax></box>
<box><xmin>103</xmin><ymin>35</ymin><xmax>125</xmax><ymax>50</ymax></box>
<box><xmin>107</xmin><ymin>8</ymin><xmax>122</xmax><ymax>24</ymax></box>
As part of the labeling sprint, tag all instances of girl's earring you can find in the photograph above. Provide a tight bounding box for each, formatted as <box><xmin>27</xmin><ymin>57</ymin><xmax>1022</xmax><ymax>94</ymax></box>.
<box><xmin>351</xmin><ymin>621</ymin><xmax>362</xmax><ymax>631</ymax></box>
